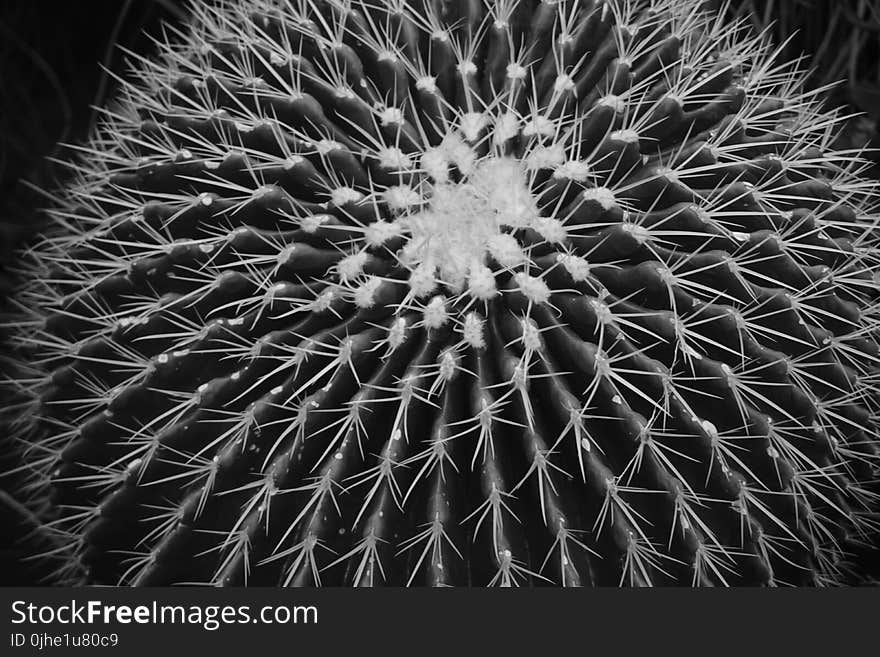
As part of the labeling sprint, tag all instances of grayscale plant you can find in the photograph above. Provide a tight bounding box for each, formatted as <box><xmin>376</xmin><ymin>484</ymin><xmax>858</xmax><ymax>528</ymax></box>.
<box><xmin>2</xmin><ymin>0</ymin><xmax>879</xmax><ymax>586</ymax></box>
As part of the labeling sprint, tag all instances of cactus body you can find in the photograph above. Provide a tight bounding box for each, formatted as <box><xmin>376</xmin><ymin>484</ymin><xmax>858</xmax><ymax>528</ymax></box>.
<box><xmin>3</xmin><ymin>0</ymin><xmax>880</xmax><ymax>586</ymax></box>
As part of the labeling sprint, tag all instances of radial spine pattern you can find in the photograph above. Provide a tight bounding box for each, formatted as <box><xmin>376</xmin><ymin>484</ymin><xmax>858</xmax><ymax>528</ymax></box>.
<box><xmin>4</xmin><ymin>0</ymin><xmax>880</xmax><ymax>587</ymax></box>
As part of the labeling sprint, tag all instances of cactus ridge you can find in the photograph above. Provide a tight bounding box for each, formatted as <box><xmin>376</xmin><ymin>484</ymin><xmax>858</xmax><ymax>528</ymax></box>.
<box><xmin>3</xmin><ymin>0</ymin><xmax>880</xmax><ymax>586</ymax></box>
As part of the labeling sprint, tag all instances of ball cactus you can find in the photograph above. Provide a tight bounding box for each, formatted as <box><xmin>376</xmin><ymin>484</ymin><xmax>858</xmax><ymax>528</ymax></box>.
<box><xmin>3</xmin><ymin>0</ymin><xmax>880</xmax><ymax>587</ymax></box>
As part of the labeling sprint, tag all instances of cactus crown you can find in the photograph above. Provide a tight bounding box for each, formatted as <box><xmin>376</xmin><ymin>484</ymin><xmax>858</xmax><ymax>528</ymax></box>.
<box><xmin>2</xmin><ymin>0</ymin><xmax>880</xmax><ymax>586</ymax></box>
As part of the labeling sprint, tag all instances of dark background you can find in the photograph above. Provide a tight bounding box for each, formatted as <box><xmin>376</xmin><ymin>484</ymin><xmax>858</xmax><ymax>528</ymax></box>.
<box><xmin>0</xmin><ymin>0</ymin><xmax>878</xmax><ymax>586</ymax></box>
<box><xmin>0</xmin><ymin>1</ymin><xmax>185</xmax><ymax>271</ymax></box>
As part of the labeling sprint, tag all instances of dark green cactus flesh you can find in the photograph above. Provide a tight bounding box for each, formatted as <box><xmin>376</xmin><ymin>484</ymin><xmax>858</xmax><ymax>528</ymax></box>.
<box><xmin>3</xmin><ymin>0</ymin><xmax>880</xmax><ymax>586</ymax></box>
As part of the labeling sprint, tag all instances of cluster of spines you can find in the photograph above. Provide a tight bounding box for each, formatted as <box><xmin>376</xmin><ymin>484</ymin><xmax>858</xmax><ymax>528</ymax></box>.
<box><xmin>1</xmin><ymin>0</ymin><xmax>879</xmax><ymax>586</ymax></box>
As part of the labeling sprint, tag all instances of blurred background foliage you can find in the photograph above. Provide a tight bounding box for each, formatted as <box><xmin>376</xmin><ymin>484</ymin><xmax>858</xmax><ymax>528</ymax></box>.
<box><xmin>0</xmin><ymin>1</ymin><xmax>184</xmax><ymax>266</ymax></box>
<box><xmin>0</xmin><ymin>0</ymin><xmax>878</xmax><ymax>584</ymax></box>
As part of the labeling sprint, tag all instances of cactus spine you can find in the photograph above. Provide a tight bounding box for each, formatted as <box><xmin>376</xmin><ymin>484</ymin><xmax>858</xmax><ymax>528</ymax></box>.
<box><xmin>2</xmin><ymin>0</ymin><xmax>880</xmax><ymax>586</ymax></box>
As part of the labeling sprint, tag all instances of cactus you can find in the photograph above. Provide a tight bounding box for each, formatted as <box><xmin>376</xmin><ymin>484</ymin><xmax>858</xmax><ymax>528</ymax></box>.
<box><xmin>2</xmin><ymin>0</ymin><xmax>880</xmax><ymax>587</ymax></box>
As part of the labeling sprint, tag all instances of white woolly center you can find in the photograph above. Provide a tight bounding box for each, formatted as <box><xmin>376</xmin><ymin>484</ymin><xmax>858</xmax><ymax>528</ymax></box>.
<box><xmin>397</xmin><ymin>155</ymin><xmax>543</xmax><ymax>295</ymax></box>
